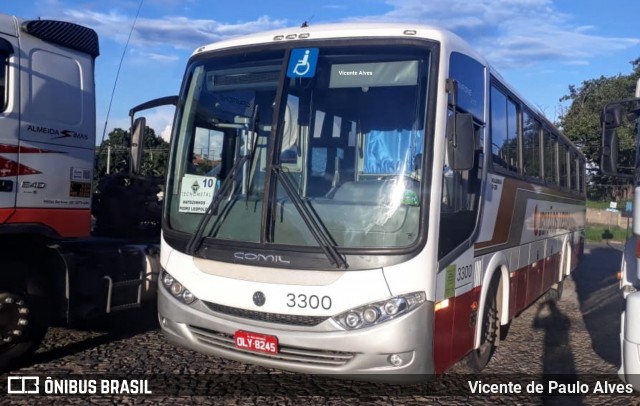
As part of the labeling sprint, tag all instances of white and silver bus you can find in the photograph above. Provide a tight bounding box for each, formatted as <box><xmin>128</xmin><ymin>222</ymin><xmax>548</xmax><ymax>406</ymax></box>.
<box><xmin>156</xmin><ymin>23</ymin><xmax>586</xmax><ymax>379</ymax></box>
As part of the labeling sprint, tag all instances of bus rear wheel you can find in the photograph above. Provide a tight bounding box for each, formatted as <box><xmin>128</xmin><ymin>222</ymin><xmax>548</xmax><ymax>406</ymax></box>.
<box><xmin>545</xmin><ymin>278</ymin><xmax>564</xmax><ymax>302</ymax></box>
<box><xmin>467</xmin><ymin>280</ymin><xmax>499</xmax><ymax>372</ymax></box>
<box><xmin>0</xmin><ymin>262</ymin><xmax>50</xmax><ymax>372</ymax></box>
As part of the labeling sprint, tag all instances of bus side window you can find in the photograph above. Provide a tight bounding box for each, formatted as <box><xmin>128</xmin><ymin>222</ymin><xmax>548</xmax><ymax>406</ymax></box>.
<box><xmin>439</xmin><ymin>113</ymin><xmax>483</xmax><ymax>259</ymax></box>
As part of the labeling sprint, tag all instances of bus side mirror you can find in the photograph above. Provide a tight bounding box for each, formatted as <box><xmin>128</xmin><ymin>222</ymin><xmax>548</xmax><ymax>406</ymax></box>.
<box><xmin>447</xmin><ymin>112</ymin><xmax>475</xmax><ymax>171</ymax></box>
<box><xmin>130</xmin><ymin>116</ymin><xmax>146</xmax><ymax>175</ymax></box>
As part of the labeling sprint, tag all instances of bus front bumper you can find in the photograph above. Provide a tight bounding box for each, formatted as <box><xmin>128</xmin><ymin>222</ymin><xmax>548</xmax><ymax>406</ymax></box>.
<box><xmin>157</xmin><ymin>286</ymin><xmax>435</xmax><ymax>382</ymax></box>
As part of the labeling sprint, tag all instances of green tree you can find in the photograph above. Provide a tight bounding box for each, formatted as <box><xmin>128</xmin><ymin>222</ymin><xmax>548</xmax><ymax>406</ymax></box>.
<box><xmin>95</xmin><ymin>126</ymin><xmax>170</xmax><ymax>181</ymax></box>
<box><xmin>92</xmin><ymin>127</ymin><xmax>168</xmax><ymax>237</ymax></box>
<box><xmin>558</xmin><ymin>57</ymin><xmax>640</xmax><ymax>200</ymax></box>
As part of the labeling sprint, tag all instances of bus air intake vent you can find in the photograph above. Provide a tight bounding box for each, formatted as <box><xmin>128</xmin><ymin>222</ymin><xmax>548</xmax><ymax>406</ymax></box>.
<box><xmin>206</xmin><ymin>69</ymin><xmax>280</xmax><ymax>90</ymax></box>
<box><xmin>188</xmin><ymin>325</ymin><xmax>355</xmax><ymax>367</ymax></box>
<box><xmin>202</xmin><ymin>300</ymin><xmax>328</xmax><ymax>327</ymax></box>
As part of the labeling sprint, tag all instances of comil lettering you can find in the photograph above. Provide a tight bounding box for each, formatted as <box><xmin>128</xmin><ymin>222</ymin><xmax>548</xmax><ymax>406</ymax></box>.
<box><xmin>533</xmin><ymin>205</ymin><xmax>571</xmax><ymax>236</ymax></box>
<box><xmin>234</xmin><ymin>252</ymin><xmax>291</xmax><ymax>264</ymax></box>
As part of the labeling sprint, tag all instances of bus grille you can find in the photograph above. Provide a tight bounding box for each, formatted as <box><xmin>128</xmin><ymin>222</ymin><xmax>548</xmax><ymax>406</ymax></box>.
<box><xmin>202</xmin><ymin>301</ymin><xmax>328</xmax><ymax>327</ymax></box>
<box><xmin>188</xmin><ymin>325</ymin><xmax>355</xmax><ymax>367</ymax></box>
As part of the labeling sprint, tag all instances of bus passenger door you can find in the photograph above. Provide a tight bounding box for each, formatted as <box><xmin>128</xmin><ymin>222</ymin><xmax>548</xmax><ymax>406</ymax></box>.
<box><xmin>435</xmin><ymin>111</ymin><xmax>484</xmax><ymax>372</ymax></box>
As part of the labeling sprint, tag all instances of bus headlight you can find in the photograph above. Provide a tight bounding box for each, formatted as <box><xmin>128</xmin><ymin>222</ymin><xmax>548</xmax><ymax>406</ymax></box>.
<box><xmin>345</xmin><ymin>312</ymin><xmax>362</xmax><ymax>328</ymax></box>
<box><xmin>161</xmin><ymin>270</ymin><xmax>197</xmax><ymax>305</ymax></box>
<box><xmin>333</xmin><ymin>291</ymin><xmax>426</xmax><ymax>330</ymax></box>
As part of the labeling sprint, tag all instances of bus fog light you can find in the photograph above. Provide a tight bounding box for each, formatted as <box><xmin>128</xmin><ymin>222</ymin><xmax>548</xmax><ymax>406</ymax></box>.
<box><xmin>388</xmin><ymin>354</ymin><xmax>403</xmax><ymax>367</ymax></box>
<box><xmin>345</xmin><ymin>312</ymin><xmax>361</xmax><ymax>328</ymax></box>
<box><xmin>363</xmin><ymin>307</ymin><xmax>380</xmax><ymax>323</ymax></box>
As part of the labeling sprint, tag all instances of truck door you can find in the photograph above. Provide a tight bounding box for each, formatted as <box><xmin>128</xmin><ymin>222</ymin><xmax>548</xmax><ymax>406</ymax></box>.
<box><xmin>0</xmin><ymin>29</ymin><xmax>19</xmax><ymax>219</ymax></box>
<box><xmin>14</xmin><ymin>23</ymin><xmax>96</xmax><ymax>237</ymax></box>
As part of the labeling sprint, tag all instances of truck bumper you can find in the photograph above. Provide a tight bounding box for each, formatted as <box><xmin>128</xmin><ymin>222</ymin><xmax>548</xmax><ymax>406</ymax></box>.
<box><xmin>620</xmin><ymin>291</ymin><xmax>640</xmax><ymax>391</ymax></box>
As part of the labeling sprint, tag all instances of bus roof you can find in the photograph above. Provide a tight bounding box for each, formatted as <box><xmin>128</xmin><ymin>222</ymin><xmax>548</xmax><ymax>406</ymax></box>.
<box><xmin>192</xmin><ymin>22</ymin><xmax>474</xmax><ymax>57</ymax></box>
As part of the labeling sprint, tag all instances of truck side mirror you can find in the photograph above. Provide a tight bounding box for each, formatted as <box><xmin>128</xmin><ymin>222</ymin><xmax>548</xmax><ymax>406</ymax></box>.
<box><xmin>602</xmin><ymin>104</ymin><xmax>624</xmax><ymax>129</ymax></box>
<box><xmin>600</xmin><ymin>103</ymin><xmax>624</xmax><ymax>176</ymax></box>
<box><xmin>130</xmin><ymin>117</ymin><xmax>146</xmax><ymax>175</ymax></box>
<box><xmin>446</xmin><ymin>112</ymin><xmax>475</xmax><ymax>171</ymax></box>
<box><xmin>601</xmin><ymin>127</ymin><xmax>618</xmax><ymax>175</ymax></box>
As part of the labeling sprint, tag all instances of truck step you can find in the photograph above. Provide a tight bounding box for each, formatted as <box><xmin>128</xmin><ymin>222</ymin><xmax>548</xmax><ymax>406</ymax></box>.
<box><xmin>104</xmin><ymin>274</ymin><xmax>150</xmax><ymax>313</ymax></box>
<box><xmin>111</xmin><ymin>279</ymin><xmax>144</xmax><ymax>288</ymax></box>
<box><xmin>108</xmin><ymin>302</ymin><xmax>141</xmax><ymax>312</ymax></box>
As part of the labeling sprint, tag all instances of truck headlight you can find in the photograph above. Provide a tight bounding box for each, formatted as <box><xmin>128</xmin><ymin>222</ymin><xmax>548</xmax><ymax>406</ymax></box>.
<box><xmin>333</xmin><ymin>291</ymin><xmax>426</xmax><ymax>330</ymax></box>
<box><xmin>161</xmin><ymin>270</ymin><xmax>197</xmax><ymax>305</ymax></box>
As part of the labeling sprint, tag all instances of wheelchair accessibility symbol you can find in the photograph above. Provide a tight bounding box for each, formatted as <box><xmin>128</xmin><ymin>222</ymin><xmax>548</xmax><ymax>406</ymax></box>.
<box><xmin>287</xmin><ymin>48</ymin><xmax>319</xmax><ymax>78</ymax></box>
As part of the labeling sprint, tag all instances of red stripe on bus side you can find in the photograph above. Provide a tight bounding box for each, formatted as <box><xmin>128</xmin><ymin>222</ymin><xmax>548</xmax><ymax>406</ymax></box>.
<box><xmin>435</xmin><ymin>251</ymin><xmax>566</xmax><ymax>373</ymax></box>
<box><xmin>433</xmin><ymin>296</ymin><xmax>454</xmax><ymax>374</ymax></box>
<box><xmin>0</xmin><ymin>208</ymin><xmax>91</xmax><ymax>237</ymax></box>
<box><xmin>433</xmin><ymin>287</ymin><xmax>480</xmax><ymax>374</ymax></box>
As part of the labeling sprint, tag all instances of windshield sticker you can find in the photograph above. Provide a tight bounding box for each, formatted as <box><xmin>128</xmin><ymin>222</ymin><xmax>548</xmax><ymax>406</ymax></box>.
<box><xmin>287</xmin><ymin>48</ymin><xmax>319</xmax><ymax>78</ymax></box>
<box><xmin>444</xmin><ymin>264</ymin><xmax>456</xmax><ymax>299</ymax></box>
<box><xmin>179</xmin><ymin>174</ymin><xmax>218</xmax><ymax>213</ymax></box>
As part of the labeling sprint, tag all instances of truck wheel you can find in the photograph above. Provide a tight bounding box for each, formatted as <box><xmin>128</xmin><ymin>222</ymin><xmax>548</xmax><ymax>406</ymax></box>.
<box><xmin>0</xmin><ymin>262</ymin><xmax>50</xmax><ymax>371</ymax></box>
<box><xmin>467</xmin><ymin>276</ymin><xmax>499</xmax><ymax>372</ymax></box>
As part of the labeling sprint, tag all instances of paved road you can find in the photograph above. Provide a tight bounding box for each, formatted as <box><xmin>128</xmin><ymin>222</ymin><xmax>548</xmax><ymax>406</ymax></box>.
<box><xmin>1</xmin><ymin>242</ymin><xmax>638</xmax><ymax>404</ymax></box>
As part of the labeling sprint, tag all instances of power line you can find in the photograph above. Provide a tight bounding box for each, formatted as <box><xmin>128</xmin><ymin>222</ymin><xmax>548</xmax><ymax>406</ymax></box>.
<box><xmin>99</xmin><ymin>0</ymin><xmax>144</xmax><ymax>146</ymax></box>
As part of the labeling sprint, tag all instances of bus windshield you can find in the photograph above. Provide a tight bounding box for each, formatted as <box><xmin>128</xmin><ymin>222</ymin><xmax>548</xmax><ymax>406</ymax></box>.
<box><xmin>166</xmin><ymin>44</ymin><xmax>430</xmax><ymax>251</ymax></box>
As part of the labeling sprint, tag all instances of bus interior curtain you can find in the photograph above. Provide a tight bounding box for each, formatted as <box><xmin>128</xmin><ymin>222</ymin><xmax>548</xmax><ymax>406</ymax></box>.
<box><xmin>363</xmin><ymin>130</ymin><xmax>422</xmax><ymax>174</ymax></box>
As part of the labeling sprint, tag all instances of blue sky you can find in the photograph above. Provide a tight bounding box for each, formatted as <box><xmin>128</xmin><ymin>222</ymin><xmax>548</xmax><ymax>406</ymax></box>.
<box><xmin>3</xmin><ymin>0</ymin><xmax>639</xmax><ymax>142</ymax></box>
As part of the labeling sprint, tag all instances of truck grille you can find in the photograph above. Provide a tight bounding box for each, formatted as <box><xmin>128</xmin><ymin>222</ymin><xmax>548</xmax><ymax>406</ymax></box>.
<box><xmin>188</xmin><ymin>325</ymin><xmax>355</xmax><ymax>367</ymax></box>
<box><xmin>202</xmin><ymin>301</ymin><xmax>328</xmax><ymax>327</ymax></box>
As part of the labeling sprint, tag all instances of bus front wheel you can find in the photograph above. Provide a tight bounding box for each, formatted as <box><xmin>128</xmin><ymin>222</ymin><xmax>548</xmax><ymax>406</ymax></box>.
<box><xmin>467</xmin><ymin>278</ymin><xmax>499</xmax><ymax>371</ymax></box>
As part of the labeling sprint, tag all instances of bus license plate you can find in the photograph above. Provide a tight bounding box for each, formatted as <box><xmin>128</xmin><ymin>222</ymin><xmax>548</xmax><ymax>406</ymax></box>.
<box><xmin>234</xmin><ymin>330</ymin><xmax>279</xmax><ymax>355</ymax></box>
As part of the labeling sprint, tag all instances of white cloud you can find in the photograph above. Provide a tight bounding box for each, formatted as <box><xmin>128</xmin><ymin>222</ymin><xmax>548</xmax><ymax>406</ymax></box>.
<box><xmin>142</xmin><ymin>107</ymin><xmax>176</xmax><ymax>141</ymax></box>
<box><xmin>62</xmin><ymin>9</ymin><xmax>288</xmax><ymax>51</ymax></box>
<box><xmin>98</xmin><ymin>106</ymin><xmax>174</xmax><ymax>144</ymax></box>
<box><xmin>160</xmin><ymin>124</ymin><xmax>173</xmax><ymax>142</ymax></box>
<box><xmin>347</xmin><ymin>0</ymin><xmax>640</xmax><ymax>70</ymax></box>
<box><xmin>129</xmin><ymin>49</ymin><xmax>180</xmax><ymax>64</ymax></box>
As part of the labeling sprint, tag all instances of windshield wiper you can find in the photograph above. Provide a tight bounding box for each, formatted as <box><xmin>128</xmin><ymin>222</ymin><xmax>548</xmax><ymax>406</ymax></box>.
<box><xmin>185</xmin><ymin>107</ymin><xmax>260</xmax><ymax>256</ymax></box>
<box><xmin>185</xmin><ymin>154</ymin><xmax>249</xmax><ymax>255</ymax></box>
<box><xmin>245</xmin><ymin>106</ymin><xmax>259</xmax><ymax>203</ymax></box>
<box><xmin>272</xmin><ymin>165</ymin><xmax>348</xmax><ymax>269</ymax></box>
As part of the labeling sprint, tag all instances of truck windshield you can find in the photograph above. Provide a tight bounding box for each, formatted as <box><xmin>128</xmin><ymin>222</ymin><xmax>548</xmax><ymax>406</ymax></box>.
<box><xmin>166</xmin><ymin>44</ymin><xmax>430</xmax><ymax>251</ymax></box>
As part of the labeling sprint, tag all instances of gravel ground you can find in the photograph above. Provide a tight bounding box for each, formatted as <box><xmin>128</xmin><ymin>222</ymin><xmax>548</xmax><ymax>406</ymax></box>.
<box><xmin>1</xmin><ymin>242</ymin><xmax>638</xmax><ymax>405</ymax></box>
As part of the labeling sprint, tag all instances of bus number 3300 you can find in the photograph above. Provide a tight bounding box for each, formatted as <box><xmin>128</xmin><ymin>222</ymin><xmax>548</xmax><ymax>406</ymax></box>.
<box><xmin>286</xmin><ymin>293</ymin><xmax>332</xmax><ymax>310</ymax></box>
<box><xmin>457</xmin><ymin>265</ymin><xmax>473</xmax><ymax>282</ymax></box>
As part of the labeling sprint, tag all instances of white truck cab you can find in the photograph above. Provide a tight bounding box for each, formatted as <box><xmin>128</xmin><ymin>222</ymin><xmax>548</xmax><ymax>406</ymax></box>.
<box><xmin>601</xmin><ymin>78</ymin><xmax>640</xmax><ymax>390</ymax></box>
